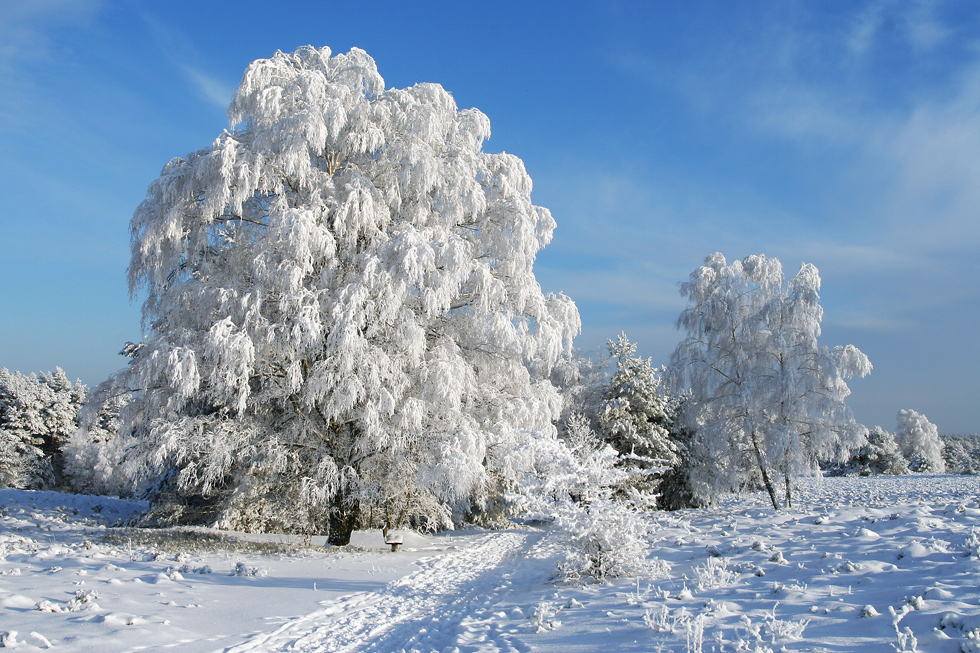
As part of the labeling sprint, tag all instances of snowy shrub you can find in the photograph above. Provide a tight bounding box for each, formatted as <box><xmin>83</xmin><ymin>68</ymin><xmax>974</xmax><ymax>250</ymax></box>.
<box><xmin>509</xmin><ymin>430</ymin><xmax>666</xmax><ymax>583</ymax></box>
<box><xmin>962</xmin><ymin>628</ymin><xmax>980</xmax><ymax>653</ymax></box>
<box><xmin>693</xmin><ymin>556</ymin><xmax>737</xmax><ymax>591</ymax></box>
<box><xmin>67</xmin><ymin>588</ymin><xmax>100</xmax><ymax>612</ymax></box>
<box><xmin>896</xmin><ymin>410</ymin><xmax>945</xmax><ymax>473</ymax></box>
<box><xmin>965</xmin><ymin>527</ymin><xmax>980</xmax><ymax>558</ymax></box>
<box><xmin>107</xmin><ymin>45</ymin><xmax>579</xmax><ymax>543</ymax></box>
<box><xmin>889</xmin><ymin>605</ymin><xmax>919</xmax><ymax>652</ymax></box>
<box><xmin>35</xmin><ymin>599</ymin><xmax>64</xmax><ymax>613</ymax></box>
<box><xmin>556</xmin><ymin>495</ymin><xmax>657</xmax><ymax>583</ymax></box>
<box><xmin>528</xmin><ymin>602</ymin><xmax>562</xmax><ymax>632</ymax></box>
<box><xmin>764</xmin><ymin>605</ymin><xmax>809</xmax><ymax>643</ymax></box>
<box><xmin>233</xmin><ymin>561</ymin><xmax>267</xmax><ymax>577</ymax></box>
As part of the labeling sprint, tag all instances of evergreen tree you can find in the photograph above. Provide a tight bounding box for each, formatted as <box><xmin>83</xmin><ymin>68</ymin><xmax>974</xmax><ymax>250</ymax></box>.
<box><xmin>597</xmin><ymin>334</ymin><xmax>678</xmax><ymax>467</ymax></box>
<box><xmin>0</xmin><ymin>368</ymin><xmax>86</xmax><ymax>488</ymax></box>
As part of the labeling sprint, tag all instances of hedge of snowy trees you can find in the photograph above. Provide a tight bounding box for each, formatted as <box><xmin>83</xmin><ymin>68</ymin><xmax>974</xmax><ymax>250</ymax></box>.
<box><xmin>833</xmin><ymin>410</ymin><xmax>947</xmax><ymax>477</ymax></box>
<box><xmin>0</xmin><ymin>368</ymin><xmax>85</xmax><ymax>488</ymax></box>
<box><xmin>2</xmin><ymin>47</ymin><xmax>975</xmax><ymax>559</ymax></box>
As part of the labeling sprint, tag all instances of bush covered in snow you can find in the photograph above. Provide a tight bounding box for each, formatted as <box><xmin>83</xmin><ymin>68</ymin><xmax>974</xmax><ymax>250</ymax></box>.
<box><xmin>510</xmin><ymin>426</ymin><xmax>666</xmax><ymax>583</ymax></box>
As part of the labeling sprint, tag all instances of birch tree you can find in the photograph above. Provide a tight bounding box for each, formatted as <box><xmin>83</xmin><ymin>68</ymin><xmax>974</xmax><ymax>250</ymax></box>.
<box><xmin>670</xmin><ymin>253</ymin><xmax>871</xmax><ymax>509</ymax></box>
<box><xmin>114</xmin><ymin>46</ymin><xmax>579</xmax><ymax>543</ymax></box>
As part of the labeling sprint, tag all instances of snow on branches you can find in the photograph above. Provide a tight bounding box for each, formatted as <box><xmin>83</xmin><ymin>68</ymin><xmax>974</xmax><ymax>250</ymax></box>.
<box><xmin>0</xmin><ymin>368</ymin><xmax>86</xmax><ymax>489</ymax></box>
<box><xmin>115</xmin><ymin>46</ymin><xmax>579</xmax><ymax>542</ymax></box>
<box><xmin>669</xmin><ymin>253</ymin><xmax>871</xmax><ymax>509</ymax></box>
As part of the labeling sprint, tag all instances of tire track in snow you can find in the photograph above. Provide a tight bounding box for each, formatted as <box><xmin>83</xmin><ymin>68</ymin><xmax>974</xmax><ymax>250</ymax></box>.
<box><xmin>226</xmin><ymin>529</ymin><xmax>544</xmax><ymax>653</ymax></box>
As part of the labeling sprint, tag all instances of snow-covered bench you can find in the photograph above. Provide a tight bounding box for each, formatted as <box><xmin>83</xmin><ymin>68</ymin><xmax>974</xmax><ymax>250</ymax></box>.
<box><xmin>384</xmin><ymin>532</ymin><xmax>404</xmax><ymax>552</ymax></box>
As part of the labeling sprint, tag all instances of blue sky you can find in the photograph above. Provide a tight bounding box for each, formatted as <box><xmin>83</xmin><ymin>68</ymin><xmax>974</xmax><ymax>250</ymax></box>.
<box><xmin>1</xmin><ymin>0</ymin><xmax>977</xmax><ymax>434</ymax></box>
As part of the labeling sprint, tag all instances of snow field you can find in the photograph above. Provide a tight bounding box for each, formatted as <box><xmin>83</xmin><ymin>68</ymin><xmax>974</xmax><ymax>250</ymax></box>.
<box><xmin>2</xmin><ymin>476</ymin><xmax>980</xmax><ymax>652</ymax></box>
<box><xmin>519</xmin><ymin>475</ymin><xmax>980</xmax><ymax>652</ymax></box>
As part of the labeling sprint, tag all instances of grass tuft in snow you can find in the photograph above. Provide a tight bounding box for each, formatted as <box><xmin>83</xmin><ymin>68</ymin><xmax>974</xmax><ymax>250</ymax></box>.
<box><xmin>100</xmin><ymin>527</ymin><xmax>296</xmax><ymax>555</ymax></box>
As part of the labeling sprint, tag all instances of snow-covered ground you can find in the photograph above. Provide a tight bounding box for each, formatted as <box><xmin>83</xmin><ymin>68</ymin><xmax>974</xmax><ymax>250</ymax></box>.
<box><xmin>3</xmin><ymin>475</ymin><xmax>980</xmax><ymax>652</ymax></box>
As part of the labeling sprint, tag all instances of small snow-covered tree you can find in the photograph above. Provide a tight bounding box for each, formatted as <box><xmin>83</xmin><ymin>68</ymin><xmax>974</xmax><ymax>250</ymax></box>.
<box><xmin>113</xmin><ymin>46</ymin><xmax>579</xmax><ymax>543</ymax></box>
<box><xmin>670</xmin><ymin>253</ymin><xmax>871</xmax><ymax>509</ymax></box>
<box><xmin>509</xmin><ymin>427</ymin><xmax>663</xmax><ymax>583</ymax></box>
<box><xmin>0</xmin><ymin>368</ymin><xmax>86</xmax><ymax>488</ymax></box>
<box><xmin>895</xmin><ymin>409</ymin><xmax>945</xmax><ymax>473</ymax></box>
<box><xmin>598</xmin><ymin>334</ymin><xmax>678</xmax><ymax>467</ymax></box>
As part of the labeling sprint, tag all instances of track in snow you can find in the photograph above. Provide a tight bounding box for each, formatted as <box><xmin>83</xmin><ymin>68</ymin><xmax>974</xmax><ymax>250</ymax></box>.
<box><xmin>227</xmin><ymin>529</ymin><xmax>547</xmax><ymax>653</ymax></box>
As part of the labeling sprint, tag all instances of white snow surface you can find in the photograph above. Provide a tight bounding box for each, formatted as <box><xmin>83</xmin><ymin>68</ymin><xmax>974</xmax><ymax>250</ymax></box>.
<box><xmin>3</xmin><ymin>475</ymin><xmax>980</xmax><ymax>652</ymax></box>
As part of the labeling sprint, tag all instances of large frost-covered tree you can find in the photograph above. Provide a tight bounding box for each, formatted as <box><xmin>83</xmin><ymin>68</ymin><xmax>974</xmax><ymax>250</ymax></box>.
<box><xmin>113</xmin><ymin>46</ymin><xmax>579</xmax><ymax>543</ymax></box>
<box><xmin>895</xmin><ymin>409</ymin><xmax>945</xmax><ymax>473</ymax></box>
<box><xmin>670</xmin><ymin>253</ymin><xmax>871</xmax><ymax>509</ymax></box>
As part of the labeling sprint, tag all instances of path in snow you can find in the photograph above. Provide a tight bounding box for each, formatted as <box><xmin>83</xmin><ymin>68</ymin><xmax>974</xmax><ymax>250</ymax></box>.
<box><xmin>228</xmin><ymin>529</ymin><xmax>550</xmax><ymax>653</ymax></box>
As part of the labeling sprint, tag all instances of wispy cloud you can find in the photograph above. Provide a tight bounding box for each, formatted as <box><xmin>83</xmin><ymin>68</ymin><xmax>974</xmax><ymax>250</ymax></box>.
<box><xmin>137</xmin><ymin>9</ymin><xmax>235</xmax><ymax>111</ymax></box>
<box><xmin>180</xmin><ymin>64</ymin><xmax>236</xmax><ymax>109</ymax></box>
<box><xmin>0</xmin><ymin>0</ymin><xmax>102</xmax><ymax>72</ymax></box>
<box><xmin>0</xmin><ymin>0</ymin><xmax>102</xmax><ymax>124</ymax></box>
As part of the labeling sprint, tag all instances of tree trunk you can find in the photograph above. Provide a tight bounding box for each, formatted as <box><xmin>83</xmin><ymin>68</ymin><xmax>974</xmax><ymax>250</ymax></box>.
<box><xmin>751</xmin><ymin>432</ymin><xmax>780</xmax><ymax>510</ymax></box>
<box><xmin>784</xmin><ymin>474</ymin><xmax>792</xmax><ymax>509</ymax></box>
<box><xmin>327</xmin><ymin>491</ymin><xmax>360</xmax><ymax>546</ymax></box>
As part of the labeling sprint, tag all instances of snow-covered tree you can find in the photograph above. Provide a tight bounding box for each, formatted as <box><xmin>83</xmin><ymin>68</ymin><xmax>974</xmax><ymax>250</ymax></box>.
<box><xmin>942</xmin><ymin>437</ymin><xmax>977</xmax><ymax>475</ymax></box>
<box><xmin>0</xmin><ymin>368</ymin><xmax>86</xmax><ymax>488</ymax></box>
<box><xmin>670</xmin><ymin>253</ymin><xmax>871</xmax><ymax>509</ymax></box>
<box><xmin>837</xmin><ymin>426</ymin><xmax>908</xmax><ymax>476</ymax></box>
<box><xmin>895</xmin><ymin>409</ymin><xmax>945</xmax><ymax>473</ymax></box>
<box><xmin>112</xmin><ymin>46</ymin><xmax>579</xmax><ymax>543</ymax></box>
<box><xmin>598</xmin><ymin>334</ymin><xmax>678</xmax><ymax>467</ymax></box>
<box><xmin>63</xmin><ymin>392</ymin><xmax>132</xmax><ymax>496</ymax></box>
